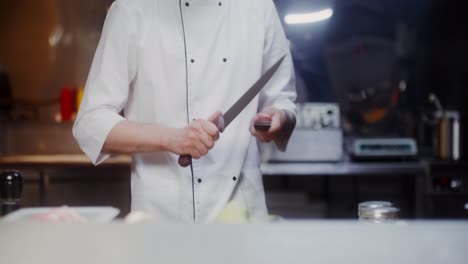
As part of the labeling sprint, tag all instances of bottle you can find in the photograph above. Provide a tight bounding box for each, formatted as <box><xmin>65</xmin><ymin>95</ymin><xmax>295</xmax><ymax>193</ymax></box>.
<box><xmin>76</xmin><ymin>86</ymin><xmax>84</xmax><ymax>111</ymax></box>
<box><xmin>60</xmin><ymin>85</ymin><xmax>73</xmax><ymax>122</ymax></box>
<box><xmin>0</xmin><ymin>171</ymin><xmax>23</xmax><ymax>216</ymax></box>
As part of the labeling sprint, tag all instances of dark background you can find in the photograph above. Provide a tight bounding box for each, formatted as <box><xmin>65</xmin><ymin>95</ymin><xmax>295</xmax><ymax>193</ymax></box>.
<box><xmin>276</xmin><ymin>0</ymin><xmax>468</xmax><ymax>157</ymax></box>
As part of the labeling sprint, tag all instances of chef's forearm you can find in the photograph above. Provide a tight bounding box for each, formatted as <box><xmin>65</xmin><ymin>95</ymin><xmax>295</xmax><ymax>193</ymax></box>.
<box><xmin>102</xmin><ymin>120</ymin><xmax>171</xmax><ymax>154</ymax></box>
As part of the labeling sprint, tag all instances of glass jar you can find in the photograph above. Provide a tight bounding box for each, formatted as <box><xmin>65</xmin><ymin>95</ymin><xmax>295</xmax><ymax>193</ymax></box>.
<box><xmin>359</xmin><ymin>206</ymin><xmax>400</xmax><ymax>223</ymax></box>
<box><xmin>358</xmin><ymin>201</ymin><xmax>393</xmax><ymax>217</ymax></box>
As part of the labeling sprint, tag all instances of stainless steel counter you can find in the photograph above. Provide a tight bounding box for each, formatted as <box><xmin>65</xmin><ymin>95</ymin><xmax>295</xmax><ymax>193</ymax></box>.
<box><xmin>0</xmin><ymin>221</ymin><xmax>467</xmax><ymax>264</ymax></box>
<box><xmin>261</xmin><ymin>160</ymin><xmax>428</xmax><ymax>176</ymax></box>
<box><xmin>261</xmin><ymin>161</ymin><xmax>429</xmax><ymax>218</ymax></box>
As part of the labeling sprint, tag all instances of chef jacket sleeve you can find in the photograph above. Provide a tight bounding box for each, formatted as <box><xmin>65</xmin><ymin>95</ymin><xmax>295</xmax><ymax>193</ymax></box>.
<box><xmin>259</xmin><ymin>0</ymin><xmax>297</xmax><ymax>114</ymax></box>
<box><xmin>73</xmin><ymin>1</ymin><xmax>138</xmax><ymax>165</ymax></box>
<box><xmin>259</xmin><ymin>0</ymin><xmax>297</xmax><ymax>151</ymax></box>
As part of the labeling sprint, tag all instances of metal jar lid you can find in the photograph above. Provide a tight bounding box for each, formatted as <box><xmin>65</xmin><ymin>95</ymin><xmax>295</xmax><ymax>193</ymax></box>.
<box><xmin>358</xmin><ymin>201</ymin><xmax>393</xmax><ymax>216</ymax></box>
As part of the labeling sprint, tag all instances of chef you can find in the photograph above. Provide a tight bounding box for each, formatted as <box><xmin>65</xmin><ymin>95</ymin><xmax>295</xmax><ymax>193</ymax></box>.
<box><xmin>73</xmin><ymin>0</ymin><xmax>297</xmax><ymax>223</ymax></box>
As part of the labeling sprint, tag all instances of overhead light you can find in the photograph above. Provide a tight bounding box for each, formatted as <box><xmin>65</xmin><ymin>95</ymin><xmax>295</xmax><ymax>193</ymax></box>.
<box><xmin>285</xmin><ymin>8</ymin><xmax>333</xmax><ymax>25</ymax></box>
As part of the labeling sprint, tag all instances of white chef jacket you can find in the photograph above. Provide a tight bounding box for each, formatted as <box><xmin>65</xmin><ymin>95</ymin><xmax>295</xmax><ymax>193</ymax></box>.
<box><xmin>73</xmin><ymin>0</ymin><xmax>296</xmax><ymax>223</ymax></box>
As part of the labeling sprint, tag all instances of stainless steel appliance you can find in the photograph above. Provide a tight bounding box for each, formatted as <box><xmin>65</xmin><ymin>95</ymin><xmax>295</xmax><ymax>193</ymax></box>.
<box><xmin>260</xmin><ymin>103</ymin><xmax>343</xmax><ymax>162</ymax></box>
<box><xmin>350</xmin><ymin>138</ymin><xmax>418</xmax><ymax>160</ymax></box>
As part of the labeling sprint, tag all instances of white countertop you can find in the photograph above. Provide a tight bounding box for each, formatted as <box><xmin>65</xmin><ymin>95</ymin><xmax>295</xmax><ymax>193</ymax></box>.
<box><xmin>0</xmin><ymin>221</ymin><xmax>467</xmax><ymax>264</ymax></box>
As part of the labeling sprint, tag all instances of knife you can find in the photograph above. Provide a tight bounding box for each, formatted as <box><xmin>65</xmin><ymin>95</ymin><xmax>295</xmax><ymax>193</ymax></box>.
<box><xmin>178</xmin><ymin>55</ymin><xmax>286</xmax><ymax>167</ymax></box>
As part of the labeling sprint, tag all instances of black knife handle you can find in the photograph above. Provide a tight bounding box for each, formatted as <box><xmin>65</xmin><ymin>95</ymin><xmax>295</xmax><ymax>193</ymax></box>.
<box><xmin>254</xmin><ymin>121</ymin><xmax>271</xmax><ymax>132</ymax></box>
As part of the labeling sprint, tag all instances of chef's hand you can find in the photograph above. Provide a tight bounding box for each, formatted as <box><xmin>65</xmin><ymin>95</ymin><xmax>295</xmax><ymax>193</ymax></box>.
<box><xmin>250</xmin><ymin>107</ymin><xmax>287</xmax><ymax>142</ymax></box>
<box><xmin>167</xmin><ymin>112</ymin><xmax>221</xmax><ymax>159</ymax></box>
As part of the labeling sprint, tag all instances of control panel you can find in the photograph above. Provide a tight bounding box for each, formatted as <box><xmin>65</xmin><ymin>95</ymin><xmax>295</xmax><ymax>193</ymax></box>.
<box><xmin>296</xmin><ymin>103</ymin><xmax>340</xmax><ymax>129</ymax></box>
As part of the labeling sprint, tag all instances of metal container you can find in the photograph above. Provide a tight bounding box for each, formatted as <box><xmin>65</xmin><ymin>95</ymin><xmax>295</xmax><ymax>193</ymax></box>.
<box><xmin>358</xmin><ymin>201</ymin><xmax>393</xmax><ymax>217</ymax></box>
<box><xmin>359</xmin><ymin>207</ymin><xmax>400</xmax><ymax>223</ymax></box>
<box><xmin>434</xmin><ymin>110</ymin><xmax>460</xmax><ymax>161</ymax></box>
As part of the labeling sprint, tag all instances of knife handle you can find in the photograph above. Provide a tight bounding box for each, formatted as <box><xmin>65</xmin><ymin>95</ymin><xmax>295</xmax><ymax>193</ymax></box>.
<box><xmin>254</xmin><ymin>116</ymin><xmax>272</xmax><ymax>132</ymax></box>
<box><xmin>178</xmin><ymin>114</ymin><xmax>225</xmax><ymax>167</ymax></box>
<box><xmin>178</xmin><ymin>155</ymin><xmax>192</xmax><ymax>168</ymax></box>
<box><xmin>254</xmin><ymin>121</ymin><xmax>271</xmax><ymax>132</ymax></box>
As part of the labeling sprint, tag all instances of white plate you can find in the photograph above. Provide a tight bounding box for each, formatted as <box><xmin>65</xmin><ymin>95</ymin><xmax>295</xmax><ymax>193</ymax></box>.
<box><xmin>2</xmin><ymin>207</ymin><xmax>120</xmax><ymax>223</ymax></box>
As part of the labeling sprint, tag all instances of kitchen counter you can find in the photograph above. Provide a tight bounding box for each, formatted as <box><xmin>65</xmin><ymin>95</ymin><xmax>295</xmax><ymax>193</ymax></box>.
<box><xmin>0</xmin><ymin>221</ymin><xmax>467</xmax><ymax>264</ymax></box>
<box><xmin>0</xmin><ymin>154</ymin><xmax>131</xmax><ymax>167</ymax></box>
<box><xmin>0</xmin><ymin>154</ymin><xmax>132</xmax><ymax>206</ymax></box>
<box><xmin>0</xmin><ymin>155</ymin><xmax>449</xmax><ymax>217</ymax></box>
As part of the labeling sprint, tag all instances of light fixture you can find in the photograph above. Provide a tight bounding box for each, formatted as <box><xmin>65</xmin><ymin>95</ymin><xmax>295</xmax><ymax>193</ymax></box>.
<box><xmin>285</xmin><ymin>8</ymin><xmax>333</xmax><ymax>25</ymax></box>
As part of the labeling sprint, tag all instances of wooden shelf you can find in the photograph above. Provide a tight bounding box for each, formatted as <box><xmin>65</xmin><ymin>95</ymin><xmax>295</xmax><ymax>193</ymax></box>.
<box><xmin>0</xmin><ymin>154</ymin><xmax>131</xmax><ymax>168</ymax></box>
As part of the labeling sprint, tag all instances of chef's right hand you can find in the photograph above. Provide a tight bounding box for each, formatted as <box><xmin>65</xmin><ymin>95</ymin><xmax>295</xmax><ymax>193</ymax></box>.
<box><xmin>167</xmin><ymin>112</ymin><xmax>221</xmax><ymax>159</ymax></box>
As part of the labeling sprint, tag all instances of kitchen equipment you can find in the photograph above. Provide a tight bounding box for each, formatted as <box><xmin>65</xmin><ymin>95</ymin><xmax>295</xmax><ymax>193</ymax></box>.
<box><xmin>179</xmin><ymin>56</ymin><xmax>286</xmax><ymax>167</ymax></box>
<box><xmin>351</xmin><ymin>138</ymin><xmax>418</xmax><ymax>160</ymax></box>
<box><xmin>261</xmin><ymin>103</ymin><xmax>343</xmax><ymax>162</ymax></box>
<box><xmin>326</xmin><ymin>36</ymin><xmax>414</xmax><ymax>138</ymax></box>
<box><xmin>434</xmin><ymin>110</ymin><xmax>460</xmax><ymax>161</ymax></box>
<box><xmin>0</xmin><ymin>171</ymin><xmax>23</xmax><ymax>216</ymax></box>
<box><xmin>426</xmin><ymin>93</ymin><xmax>461</xmax><ymax>160</ymax></box>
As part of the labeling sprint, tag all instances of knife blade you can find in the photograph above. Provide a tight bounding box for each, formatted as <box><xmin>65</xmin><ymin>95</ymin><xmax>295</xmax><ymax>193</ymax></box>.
<box><xmin>179</xmin><ymin>55</ymin><xmax>286</xmax><ymax>167</ymax></box>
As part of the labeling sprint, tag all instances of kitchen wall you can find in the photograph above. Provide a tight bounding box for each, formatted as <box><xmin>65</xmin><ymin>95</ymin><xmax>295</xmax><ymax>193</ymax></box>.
<box><xmin>0</xmin><ymin>1</ymin><xmax>123</xmax><ymax>213</ymax></box>
<box><xmin>0</xmin><ymin>0</ymin><xmax>113</xmax><ymax>155</ymax></box>
<box><xmin>3</xmin><ymin>122</ymin><xmax>80</xmax><ymax>155</ymax></box>
<box><xmin>0</xmin><ymin>0</ymin><xmax>109</xmax><ymax>121</ymax></box>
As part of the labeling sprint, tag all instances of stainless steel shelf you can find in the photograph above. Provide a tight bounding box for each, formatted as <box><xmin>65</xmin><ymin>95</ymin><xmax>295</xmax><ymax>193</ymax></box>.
<box><xmin>261</xmin><ymin>160</ymin><xmax>429</xmax><ymax>176</ymax></box>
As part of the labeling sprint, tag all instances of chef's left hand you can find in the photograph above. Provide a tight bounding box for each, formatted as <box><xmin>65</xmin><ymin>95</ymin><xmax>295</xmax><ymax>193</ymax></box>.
<box><xmin>250</xmin><ymin>107</ymin><xmax>287</xmax><ymax>142</ymax></box>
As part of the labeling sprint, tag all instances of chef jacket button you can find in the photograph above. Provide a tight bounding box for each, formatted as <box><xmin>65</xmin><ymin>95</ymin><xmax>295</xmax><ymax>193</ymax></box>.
<box><xmin>198</xmin><ymin>178</ymin><xmax>202</xmax><ymax>183</ymax></box>
<box><xmin>223</xmin><ymin>58</ymin><xmax>227</xmax><ymax>63</ymax></box>
<box><xmin>185</xmin><ymin>2</ymin><xmax>190</xmax><ymax>7</ymax></box>
<box><xmin>218</xmin><ymin>2</ymin><xmax>222</xmax><ymax>6</ymax></box>
<box><xmin>191</xmin><ymin>59</ymin><xmax>195</xmax><ymax>63</ymax></box>
<box><xmin>233</xmin><ymin>176</ymin><xmax>237</xmax><ymax>181</ymax></box>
